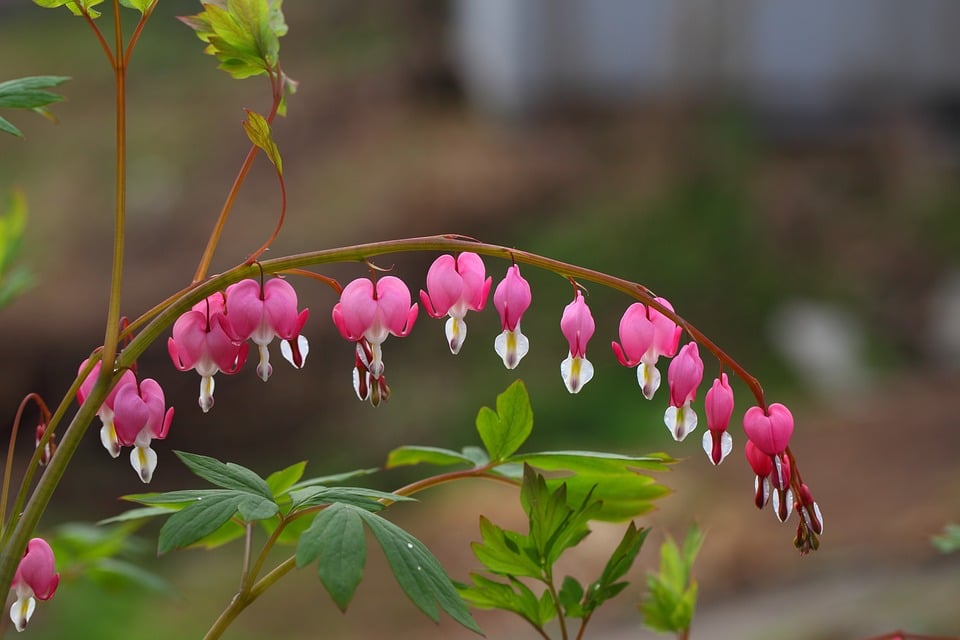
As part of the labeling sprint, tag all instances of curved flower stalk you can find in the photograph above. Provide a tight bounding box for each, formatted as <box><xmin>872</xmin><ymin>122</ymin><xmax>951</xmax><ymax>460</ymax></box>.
<box><xmin>420</xmin><ymin>252</ymin><xmax>491</xmax><ymax>354</ymax></box>
<box><xmin>9</xmin><ymin>537</ymin><xmax>58</xmax><ymax>632</ymax></box>
<box><xmin>168</xmin><ymin>293</ymin><xmax>249</xmax><ymax>412</ymax></box>
<box><xmin>493</xmin><ymin>265</ymin><xmax>532</xmax><ymax>369</ymax></box>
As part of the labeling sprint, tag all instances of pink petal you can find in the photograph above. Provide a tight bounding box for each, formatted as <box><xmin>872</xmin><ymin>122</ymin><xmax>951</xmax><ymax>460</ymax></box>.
<box><xmin>742</xmin><ymin>403</ymin><xmax>794</xmax><ymax>455</ymax></box>
<box><xmin>493</xmin><ymin>265</ymin><xmax>531</xmax><ymax>331</ymax></box>
<box><xmin>560</xmin><ymin>291</ymin><xmax>595</xmax><ymax>358</ymax></box>
<box><xmin>613</xmin><ymin>303</ymin><xmax>654</xmax><ymax>366</ymax></box>
<box><xmin>667</xmin><ymin>342</ymin><xmax>703</xmax><ymax>407</ymax></box>
<box><xmin>705</xmin><ymin>373</ymin><xmax>735</xmax><ymax>432</ymax></box>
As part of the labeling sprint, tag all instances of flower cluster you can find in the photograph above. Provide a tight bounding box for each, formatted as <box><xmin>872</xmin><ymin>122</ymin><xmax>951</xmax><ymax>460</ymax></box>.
<box><xmin>77</xmin><ymin>359</ymin><xmax>173</xmax><ymax>483</ymax></box>
<box><xmin>9</xmin><ymin>538</ymin><xmax>58</xmax><ymax>632</ymax></box>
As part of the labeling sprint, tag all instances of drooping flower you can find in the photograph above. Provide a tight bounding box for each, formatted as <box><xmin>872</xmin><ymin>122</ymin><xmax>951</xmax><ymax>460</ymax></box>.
<box><xmin>742</xmin><ymin>403</ymin><xmax>794</xmax><ymax>456</ymax></box>
<box><xmin>77</xmin><ymin>359</ymin><xmax>137</xmax><ymax>459</ymax></box>
<box><xmin>663</xmin><ymin>341</ymin><xmax>703</xmax><ymax>441</ymax></box>
<box><xmin>332</xmin><ymin>276</ymin><xmax>418</xmax><ymax>402</ymax></box>
<box><xmin>9</xmin><ymin>538</ymin><xmax>59</xmax><ymax>632</ymax></box>
<box><xmin>611</xmin><ymin>298</ymin><xmax>681</xmax><ymax>399</ymax></box>
<box><xmin>744</xmin><ymin>438</ymin><xmax>793</xmax><ymax>522</ymax></box>
<box><xmin>493</xmin><ymin>265</ymin><xmax>532</xmax><ymax>369</ymax></box>
<box><xmin>34</xmin><ymin>422</ymin><xmax>55</xmax><ymax>466</ymax></box>
<box><xmin>168</xmin><ymin>293</ymin><xmax>249</xmax><ymax>412</ymax></box>
<box><xmin>701</xmin><ymin>373</ymin><xmax>734</xmax><ymax>465</ymax></box>
<box><xmin>112</xmin><ymin>378</ymin><xmax>174</xmax><ymax>483</ymax></box>
<box><xmin>797</xmin><ymin>483</ymin><xmax>823</xmax><ymax>536</ymax></box>
<box><xmin>225</xmin><ymin>278</ymin><xmax>310</xmax><ymax>382</ymax></box>
<box><xmin>559</xmin><ymin>291</ymin><xmax>595</xmax><ymax>393</ymax></box>
<box><xmin>419</xmin><ymin>252</ymin><xmax>492</xmax><ymax>354</ymax></box>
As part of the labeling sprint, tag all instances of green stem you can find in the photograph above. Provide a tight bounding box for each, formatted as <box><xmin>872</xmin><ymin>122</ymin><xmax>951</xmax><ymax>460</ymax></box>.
<box><xmin>544</xmin><ymin>567</ymin><xmax>568</xmax><ymax>640</ymax></box>
<box><xmin>100</xmin><ymin>0</ymin><xmax>126</xmax><ymax>374</ymax></box>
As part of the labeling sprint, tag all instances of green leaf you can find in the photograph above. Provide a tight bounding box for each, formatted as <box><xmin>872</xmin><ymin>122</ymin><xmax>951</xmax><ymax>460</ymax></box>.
<box><xmin>86</xmin><ymin>558</ymin><xmax>170</xmax><ymax>593</ymax></box>
<box><xmin>237</xmin><ymin>495</ymin><xmax>279</xmax><ymax>521</ymax></box>
<box><xmin>470</xmin><ymin>516</ymin><xmax>541</xmax><ymax>579</ymax></box>
<box><xmin>355</xmin><ymin>508</ymin><xmax>481</xmax><ymax>633</ymax></box>
<box><xmin>98</xmin><ymin>506</ymin><xmax>177</xmax><ymax>525</ymax></box>
<box><xmin>242</xmin><ymin>109</ymin><xmax>282</xmax><ymax>173</ymax></box>
<box><xmin>512</xmin><ymin>451</ymin><xmax>672</xmax><ymax>521</ymax></box>
<box><xmin>476</xmin><ymin>380</ymin><xmax>533</xmax><ymax>462</ymax></box>
<box><xmin>266</xmin><ymin>461</ymin><xmax>306</xmax><ymax>497</ymax></box>
<box><xmin>0</xmin><ymin>115</ymin><xmax>20</xmax><ymax>137</ymax></box>
<box><xmin>33</xmin><ymin>0</ymin><xmax>104</xmax><ymax>18</ymax></box>
<box><xmin>933</xmin><ymin>523</ymin><xmax>960</xmax><ymax>553</ymax></box>
<box><xmin>584</xmin><ymin>521</ymin><xmax>647</xmax><ymax>614</ymax></box>
<box><xmin>157</xmin><ymin>492</ymin><xmax>244</xmax><ymax>554</ymax></box>
<box><xmin>288</xmin><ymin>467</ymin><xmax>378</xmax><ymax>490</ymax></box>
<box><xmin>296</xmin><ymin>504</ymin><xmax>367</xmax><ymax>611</ymax></box>
<box><xmin>558</xmin><ymin>576</ymin><xmax>585</xmax><ymax>618</ymax></box>
<box><xmin>124</xmin><ymin>488</ymin><xmax>237</xmax><ymax>508</ymax></box>
<box><xmin>639</xmin><ymin>525</ymin><xmax>703</xmax><ymax>634</ymax></box>
<box><xmin>179</xmin><ymin>0</ymin><xmax>288</xmax><ymax>80</ymax></box>
<box><xmin>288</xmin><ymin>486</ymin><xmax>413</xmax><ymax>512</ymax></box>
<box><xmin>386</xmin><ymin>446</ymin><xmax>476</xmax><ymax>469</ymax></box>
<box><xmin>118</xmin><ymin>0</ymin><xmax>153</xmax><ymax>14</ymax></box>
<box><xmin>175</xmin><ymin>451</ymin><xmax>272</xmax><ymax>499</ymax></box>
<box><xmin>191</xmin><ymin>518</ymin><xmax>246</xmax><ymax>550</ymax></box>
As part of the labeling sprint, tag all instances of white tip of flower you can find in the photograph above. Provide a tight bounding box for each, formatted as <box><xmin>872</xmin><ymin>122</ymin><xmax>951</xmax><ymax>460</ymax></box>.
<box><xmin>664</xmin><ymin>402</ymin><xmax>698</xmax><ymax>441</ymax></box>
<box><xmin>561</xmin><ymin>354</ymin><xmax>594</xmax><ymax>394</ymax></box>
<box><xmin>100</xmin><ymin>422</ymin><xmax>121</xmax><ymax>459</ymax></box>
<box><xmin>812</xmin><ymin>502</ymin><xmax>823</xmax><ymax>535</ymax></box>
<box><xmin>772</xmin><ymin>487</ymin><xmax>795</xmax><ymax>522</ymax></box>
<box><xmin>637</xmin><ymin>362</ymin><xmax>661</xmax><ymax>400</ymax></box>
<box><xmin>369</xmin><ymin>342</ymin><xmax>384</xmax><ymax>379</ymax></box>
<box><xmin>281</xmin><ymin>334</ymin><xmax>309</xmax><ymax>369</ymax></box>
<box><xmin>495</xmin><ymin>327</ymin><xmax>529</xmax><ymax>370</ymax></box>
<box><xmin>131</xmin><ymin>444</ymin><xmax>158</xmax><ymax>484</ymax></box>
<box><xmin>445</xmin><ymin>316</ymin><xmax>466</xmax><ymax>355</ymax></box>
<box><xmin>256</xmin><ymin>344</ymin><xmax>273</xmax><ymax>382</ymax></box>
<box><xmin>200</xmin><ymin>375</ymin><xmax>215</xmax><ymax>413</ymax></box>
<box><xmin>10</xmin><ymin>594</ymin><xmax>35</xmax><ymax>632</ymax></box>
<box><xmin>352</xmin><ymin>367</ymin><xmax>371</xmax><ymax>402</ymax></box>
<box><xmin>701</xmin><ymin>430</ymin><xmax>733</xmax><ymax>465</ymax></box>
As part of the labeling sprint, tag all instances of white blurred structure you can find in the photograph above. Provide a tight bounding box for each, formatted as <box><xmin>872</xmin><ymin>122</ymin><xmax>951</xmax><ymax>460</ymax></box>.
<box><xmin>452</xmin><ymin>0</ymin><xmax>960</xmax><ymax>118</ymax></box>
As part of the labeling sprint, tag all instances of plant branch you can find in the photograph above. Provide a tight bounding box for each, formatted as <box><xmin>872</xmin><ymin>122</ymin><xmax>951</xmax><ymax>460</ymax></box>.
<box><xmin>123</xmin><ymin>0</ymin><xmax>159</xmax><ymax>68</ymax></box>
<box><xmin>0</xmin><ymin>394</ymin><xmax>49</xmax><ymax>536</ymax></box>
<box><xmin>80</xmin><ymin>7</ymin><xmax>115</xmax><ymax>66</ymax></box>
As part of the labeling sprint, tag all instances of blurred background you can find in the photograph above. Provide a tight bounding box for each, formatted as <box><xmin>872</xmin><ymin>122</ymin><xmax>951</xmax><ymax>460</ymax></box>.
<box><xmin>1</xmin><ymin>1</ymin><xmax>960</xmax><ymax>638</ymax></box>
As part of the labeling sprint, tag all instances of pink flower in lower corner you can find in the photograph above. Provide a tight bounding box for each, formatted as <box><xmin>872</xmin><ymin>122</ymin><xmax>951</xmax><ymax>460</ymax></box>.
<box><xmin>663</xmin><ymin>341</ymin><xmax>703</xmax><ymax>441</ymax></box>
<box><xmin>168</xmin><ymin>293</ymin><xmax>249</xmax><ymax>413</ymax></box>
<box><xmin>419</xmin><ymin>252</ymin><xmax>492</xmax><ymax>354</ymax></box>
<box><xmin>332</xmin><ymin>276</ymin><xmax>418</xmax><ymax>402</ymax></box>
<box><xmin>493</xmin><ymin>265</ymin><xmax>532</xmax><ymax>369</ymax></box>
<box><xmin>226</xmin><ymin>278</ymin><xmax>310</xmax><ymax>382</ymax></box>
<box><xmin>10</xmin><ymin>537</ymin><xmax>59</xmax><ymax>632</ymax></box>
<box><xmin>559</xmin><ymin>291</ymin><xmax>595</xmax><ymax>393</ymax></box>
<box><xmin>744</xmin><ymin>439</ymin><xmax>793</xmax><ymax>522</ymax></box>
<box><xmin>702</xmin><ymin>373</ymin><xmax>734</xmax><ymax>465</ymax></box>
<box><xmin>611</xmin><ymin>298</ymin><xmax>681</xmax><ymax>400</ymax></box>
<box><xmin>113</xmin><ymin>378</ymin><xmax>174</xmax><ymax>483</ymax></box>
<box><xmin>77</xmin><ymin>359</ymin><xmax>137</xmax><ymax>459</ymax></box>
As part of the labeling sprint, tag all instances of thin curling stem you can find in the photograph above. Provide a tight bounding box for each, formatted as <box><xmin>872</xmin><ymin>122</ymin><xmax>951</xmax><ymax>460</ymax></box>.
<box><xmin>0</xmin><ymin>394</ymin><xmax>50</xmax><ymax>537</ymax></box>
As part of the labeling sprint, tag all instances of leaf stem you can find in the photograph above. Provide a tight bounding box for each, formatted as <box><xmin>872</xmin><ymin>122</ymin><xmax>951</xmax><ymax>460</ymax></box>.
<box><xmin>0</xmin><ymin>394</ymin><xmax>49</xmax><ymax>536</ymax></box>
<box><xmin>193</xmin><ymin>73</ymin><xmax>282</xmax><ymax>283</ymax></box>
<box><xmin>123</xmin><ymin>0</ymin><xmax>159</xmax><ymax>68</ymax></box>
<box><xmin>80</xmin><ymin>8</ymin><xmax>115</xmax><ymax>67</ymax></box>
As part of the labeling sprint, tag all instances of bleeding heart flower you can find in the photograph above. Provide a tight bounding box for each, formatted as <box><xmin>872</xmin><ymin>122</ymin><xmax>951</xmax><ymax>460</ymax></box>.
<box><xmin>420</xmin><ymin>252</ymin><xmax>492</xmax><ymax>354</ymax></box>
<box><xmin>9</xmin><ymin>537</ymin><xmax>59</xmax><ymax>632</ymax></box>
<box><xmin>663</xmin><ymin>341</ymin><xmax>703</xmax><ymax>441</ymax></box>
<box><xmin>112</xmin><ymin>378</ymin><xmax>174</xmax><ymax>483</ymax></box>
<box><xmin>493</xmin><ymin>265</ymin><xmax>532</xmax><ymax>369</ymax></box>
<box><xmin>559</xmin><ymin>291</ymin><xmax>595</xmax><ymax>393</ymax></box>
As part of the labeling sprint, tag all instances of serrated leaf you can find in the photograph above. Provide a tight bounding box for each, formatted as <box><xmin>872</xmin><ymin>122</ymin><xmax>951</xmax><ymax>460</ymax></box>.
<box><xmin>471</xmin><ymin>516</ymin><xmax>541</xmax><ymax>579</ymax></box>
<box><xmin>386</xmin><ymin>446</ymin><xmax>476</xmax><ymax>469</ymax></box>
<box><xmin>296</xmin><ymin>504</ymin><xmax>366</xmax><ymax>611</ymax></box>
<box><xmin>640</xmin><ymin>526</ymin><xmax>702</xmax><ymax>634</ymax></box>
<box><xmin>35</xmin><ymin>0</ymin><xmax>104</xmax><ymax>18</ymax></box>
<box><xmin>175</xmin><ymin>451</ymin><xmax>272</xmax><ymax>498</ymax></box>
<box><xmin>584</xmin><ymin>521</ymin><xmax>647</xmax><ymax>614</ymax></box>
<box><xmin>355</xmin><ymin>508</ymin><xmax>481</xmax><ymax>633</ymax></box>
<box><xmin>0</xmin><ymin>76</ymin><xmax>68</xmax><ymax>137</ymax></box>
<box><xmin>242</xmin><ymin>109</ymin><xmax>282</xmax><ymax>173</ymax></box>
<box><xmin>558</xmin><ymin>576</ymin><xmax>584</xmax><ymax>618</ymax></box>
<box><xmin>476</xmin><ymin>380</ymin><xmax>533</xmax><ymax>462</ymax></box>
<box><xmin>157</xmin><ymin>492</ymin><xmax>243</xmax><ymax>554</ymax></box>
<box><xmin>118</xmin><ymin>0</ymin><xmax>153</xmax><ymax>14</ymax></box>
<box><xmin>266</xmin><ymin>461</ymin><xmax>306</xmax><ymax>497</ymax></box>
